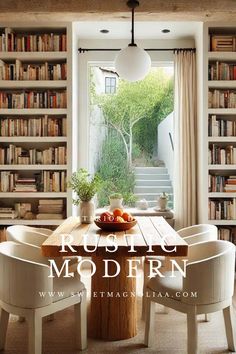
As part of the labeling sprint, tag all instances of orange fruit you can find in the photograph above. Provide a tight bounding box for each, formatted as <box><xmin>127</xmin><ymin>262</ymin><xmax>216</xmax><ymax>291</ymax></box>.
<box><xmin>100</xmin><ymin>212</ymin><xmax>114</xmax><ymax>222</ymax></box>
<box><xmin>114</xmin><ymin>216</ymin><xmax>125</xmax><ymax>223</ymax></box>
<box><xmin>113</xmin><ymin>208</ymin><xmax>123</xmax><ymax>217</ymax></box>
<box><xmin>122</xmin><ymin>212</ymin><xmax>133</xmax><ymax>222</ymax></box>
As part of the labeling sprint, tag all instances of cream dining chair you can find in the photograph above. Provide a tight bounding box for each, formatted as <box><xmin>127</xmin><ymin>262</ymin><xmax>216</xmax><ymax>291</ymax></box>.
<box><xmin>0</xmin><ymin>241</ymin><xmax>87</xmax><ymax>354</ymax></box>
<box><xmin>142</xmin><ymin>224</ymin><xmax>218</xmax><ymax>319</ymax></box>
<box><xmin>144</xmin><ymin>240</ymin><xmax>236</xmax><ymax>354</ymax></box>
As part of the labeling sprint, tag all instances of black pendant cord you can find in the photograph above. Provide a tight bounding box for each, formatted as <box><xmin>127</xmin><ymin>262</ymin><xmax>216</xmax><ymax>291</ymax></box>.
<box><xmin>78</xmin><ymin>47</ymin><xmax>196</xmax><ymax>53</ymax></box>
<box><xmin>130</xmin><ymin>6</ymin><xmax>135</xmax><ymax>46</ymax></box>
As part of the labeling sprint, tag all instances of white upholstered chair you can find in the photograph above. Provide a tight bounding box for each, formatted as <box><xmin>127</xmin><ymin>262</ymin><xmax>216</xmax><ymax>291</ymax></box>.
<box><xmin>142</xmin><ymin>224</ymin><xmax>218</xmax><ymax>318</ymax></box>
<box><xmin>144</xmin><ymin>240</ymin><xmax>236</xmax><ymax>354</ymax></box>
<box><xmin>6</xmin><ymin>225</ymin><xmax>49</xmax><ymax>247</ymax></box>
<box><xmin>0</xmin><ymin>241</ymin><xmax>87</xmax><ymax>354</ymax></box>
<box><xmin>8</xmin><ymin>224</ymin><xmax>52</xmax><ymax>236</ymax></box>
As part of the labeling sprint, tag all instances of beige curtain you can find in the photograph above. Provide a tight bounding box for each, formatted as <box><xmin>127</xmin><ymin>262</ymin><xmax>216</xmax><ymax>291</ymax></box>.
<box><xmin>174</xmin><ymin>50</ymin><xmax>197</xmax><ymax>230</ymax></box>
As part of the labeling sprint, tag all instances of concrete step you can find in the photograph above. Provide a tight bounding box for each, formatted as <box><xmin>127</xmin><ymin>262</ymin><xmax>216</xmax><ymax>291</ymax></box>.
<box><xmin>135</xmin><ymin>192</ymin><xmax>173</xmax><ymax>201</ymax></box>
<box><xmin>134</xmin><ymin>186</ymin><xmax>173</xmax><ymax>193</ymax></box>
<box><xmin>135</xmin><ymin>179</ymin><xmax>172</xmax><ymax>187</ymax></box>
<box><xmin>135</xmin><ymin>173</ymin><xmax>170</xmax><ymax>181</ymax></box>
<box><xmin>135</xmin><ymin>167</ymin><xmax>168</xmax><ymax>174</ymax></box>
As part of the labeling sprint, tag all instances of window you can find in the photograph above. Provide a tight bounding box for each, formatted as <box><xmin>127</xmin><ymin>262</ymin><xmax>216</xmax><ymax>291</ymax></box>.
<box><xmin>105</xmin><ymin>77</ymin><xmax>116</xmax><ymax>94</ymax></box>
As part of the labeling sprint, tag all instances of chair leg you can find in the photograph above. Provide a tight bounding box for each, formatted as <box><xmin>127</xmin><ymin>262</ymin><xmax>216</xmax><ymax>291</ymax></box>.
<box><xmin>74</xmin><ymin>289</ymin><xmax>87</xmax><ymax>350</ymax></box>
<box><xmin>187</xmin><ymin>309</ymin><xmax>198</xmax><ymax>354</ymax></box>
<box><xmin>0</xmin><ymin>307</ymin><xmax>9</xmax><ymax>350</ymax></box>
<box><xmin>27</xmin><ymin>311</ymin><xmax>42</xmax><ymax>354</ymax></box>
<box><xmin>223</xmin><ymin>305</ymin><xmax>236</xmax><ymax>352</ymax></box>
<box><xmin>204</xmin><ymin>313</ymin><xmax>210</xmax><ymax>322</ymax></box>
<box><xmin>144</xmin><ymin>298</ymin><xmax>156</xmax><ymax>347</ymax></box>
<box><xmin>141</xmin><ymin>261</ymin><xmax>149</xmax><ymax>320</ymax></box>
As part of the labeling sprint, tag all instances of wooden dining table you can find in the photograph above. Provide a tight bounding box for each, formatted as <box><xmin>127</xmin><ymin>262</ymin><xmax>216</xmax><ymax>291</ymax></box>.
<box><xmin>41</xmin><ymin>216</ymin><xmax>188</xmax><ymax>341</ymax></box>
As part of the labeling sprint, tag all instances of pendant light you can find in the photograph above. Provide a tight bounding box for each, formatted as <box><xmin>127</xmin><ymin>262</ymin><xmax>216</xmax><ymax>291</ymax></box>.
<box><xmin>114</xmin><ymin>0</ymin><xmax>151</xmax><ymax>82</ymax></box>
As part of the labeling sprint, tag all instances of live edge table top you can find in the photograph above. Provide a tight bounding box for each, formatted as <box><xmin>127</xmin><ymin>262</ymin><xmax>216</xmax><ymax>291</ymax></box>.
<box><xmin>41</xmin><ymin>216</ymin><xmax>188</xmax><ymax>258</ymax></box>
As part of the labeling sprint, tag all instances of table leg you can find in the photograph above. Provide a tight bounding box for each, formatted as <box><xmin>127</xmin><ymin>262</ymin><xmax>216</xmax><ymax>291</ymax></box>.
<box><xmin>89</xmin><ymin>255</ymin><xmax>137</xmax><ymax>340</ymax></box>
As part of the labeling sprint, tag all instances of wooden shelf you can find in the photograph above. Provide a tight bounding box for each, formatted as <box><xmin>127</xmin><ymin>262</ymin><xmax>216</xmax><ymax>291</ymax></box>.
<box><xmin>208</xmin><ymin>81</ymin><xmax>236</xmax><ymax>88</ymax></box>
<box><xmin>208</xmin><ymin>52</ymin><xmax>236</xmax><ymax>61</ymax></box>
<box><xmin>208</xmin><ymin>137</ymin><xmax>236</xmax><ymax>142</ymax></box>
<box><xmin>208</xmin><ymin>219</ymin><xmax>236</xmax><ymax>225</ymax></box>
<box><xmin>0</xmin><ymin>219</ymin><xmax>64</xmax><ymax>225</ymax></box>
<box><xmin>0</xmin><ymin>52</ymin><xmax>67</xmax><ymax>61</ymax></box>
<box><xmin>0</xmin><ymin>165</ymin><xmax>67</xmax><ymax>170</ymax></box>
<box><xmin>209</xmin><ymin>193</ymin><xmax>236</xmax><ymax>198</ymax></box>
<box><xmin>208</xmin><ymin>109</ymin><xmax>236</xmax><ymax>115</ymax></box>
<box><xmin>0</xmin><ymin>80</ymin><xmax>67</xmax><ymax>89</ymax></box>
<box><xmin>208</xmin><ymin>165</ymin><xmax>236</xmax><ymax>170</ymax></box>
<box><xmin>0</xmin><ymin>192</ymin><xmax>67</xmax><ymax>198</ymax></box>
<box><xmin>0</xmin><ymin>137</ymin><xmax>67</xmax><ymax>143</ymax></box>
<box><xmin>0</xmin><ymin>109</ymin><xmax>67</xmax><ymax>115</ymax></box>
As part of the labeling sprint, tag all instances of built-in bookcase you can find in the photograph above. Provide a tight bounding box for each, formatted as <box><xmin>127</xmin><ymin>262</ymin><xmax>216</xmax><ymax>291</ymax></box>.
<box><xmin>0</xmin><ymin>23</ymin><xmax>72</xmax><ymax>226</ymax></box>
<box><xmin>203</xmin><ymin>23</ymin><xmax>236</xmax><ymax>245</ymax></box>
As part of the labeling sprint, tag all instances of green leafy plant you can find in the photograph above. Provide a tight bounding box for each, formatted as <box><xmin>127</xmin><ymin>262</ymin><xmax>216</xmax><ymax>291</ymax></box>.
<box><xmin>68</xmin><ymin>168</ymin><xmax>102</xmax><ymax>205</ymax></box>
<box><xmin>109</xmin><ymin>193</ymin><xmax>123</xmax><ymax>199</ymax></box>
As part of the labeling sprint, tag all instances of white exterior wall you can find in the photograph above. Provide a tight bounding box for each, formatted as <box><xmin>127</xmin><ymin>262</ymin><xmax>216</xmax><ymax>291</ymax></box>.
<box><xmin>157</xmin><ymin>112</ymin><xmax>174</xmax><ymax>180</ymax></box>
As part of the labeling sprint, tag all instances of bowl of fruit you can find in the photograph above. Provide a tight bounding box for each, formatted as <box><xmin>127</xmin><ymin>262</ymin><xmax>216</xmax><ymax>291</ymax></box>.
<box><xmin>94</xmin><ymin>208</ymin><xmax>137</xmax><ymax>231</ymax></box>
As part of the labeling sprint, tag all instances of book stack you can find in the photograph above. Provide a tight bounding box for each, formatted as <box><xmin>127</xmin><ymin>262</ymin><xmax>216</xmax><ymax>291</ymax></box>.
<box><xmin>42</xmin><ymin>171</ymin><xmax>66</xmax><ymax>192</ymax></box>
<box><xmin>208</xmin><ymin>89</ymin><xmax>236</xmax><ymax>108</ymax></box>
<box><xmin>208</xmin><ymin>198</ymin><xmax>236</xmax><ymax>220</ymax></box>
<box><xmin>14</xmin><ymin>177</ymin><xmax>37</xmax><ymax>192</ymax></box>
<box><xmin>0</xmin><ymin>144</ymin><xmax>67</xmax><ymax>165</ymax></box>
<box><xmin>208</xmin><ymin>144</ymin><xmax>236</xmax><ymax>164</ymax></box>
<box><xmin>208</xmin><ymin>174</ymin><xmax>226</xmax><ymax>192</ymax></box>
<box><xmin>208</xmin><ymin>115</ymin><xmax>236</xmax><ymax>137</ymax></box>
<box><xmin>0</xmin><ymin>116</ymin><xmax>67</xmax><ymax>137</ymax></box>
<box><xmin>208</xmin><ymin>62</ymin><xmax>236</xmax><ymax>81</ymax></box>
<box><xmin>0</xmin><ymin>59</ymin><xmax>67</xmax><ymax>81</ymax></box>
<box><xmin>0</xmin><ymin>90</ymin><xmax>67</xmax><ymax>109</ymax></box>
<box><xmin>0</xmin><ymin>171</ymin><xmax>17</xmax><ymax>192</ymax></box>
<box><xmin>219</xmin><ymin>227</ymin><xmax>236</xmax><ymax>244</ymax></box>
<box><xmin>224</xmin><ymin>176</ymin><xmax>236</xmax><ymax>193</ymax></box>
<box><xmin>0</xmin><ymin>28</ymin><xmax>67</xmax><ymax>52</ymax></box>
<box><xmin>0</xmin><ymin>207</ymin><xmax>17</xmax><ymax>219</ymax></box>
<box><xmin>210</xmin><ymin>35</ymin><xmax>235</xmax><ymax>52</ymax></box>
<box><xmin>36</xmin><ymin>199</ymin><xmax>64</xmax><ymax>220</ymax></box>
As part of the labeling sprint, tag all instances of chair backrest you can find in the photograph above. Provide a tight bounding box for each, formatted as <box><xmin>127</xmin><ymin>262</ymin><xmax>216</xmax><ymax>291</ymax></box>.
<box><xmin>182</xmin><ymin>240</ymin><xmax>235</xmax><ymax>305</ymax></box>
<box><xmin>0</xmin><ymin>241</ymin><xmax>53</xmax><ymax>309</ymax></box>
<box><xmin>29</xmin><ymin>227</ymin><xmax>52</xmax><ymax>236</ymax></box>
<box><xmin>7</xmin><ymin>225</ymin><xmax>48</xmax><ymax>248</ymax></box>
<box><xmin>177</xmin><ymin>224</ymin><xmax>218</xmax><ymax>244</ymax></box>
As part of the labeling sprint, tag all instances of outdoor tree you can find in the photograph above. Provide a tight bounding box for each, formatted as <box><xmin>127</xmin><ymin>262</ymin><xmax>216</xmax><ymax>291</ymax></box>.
<box><xmin>97</xmin><ymin>68</ymin><xmax>173</xmax><ymax>166</ymax></box>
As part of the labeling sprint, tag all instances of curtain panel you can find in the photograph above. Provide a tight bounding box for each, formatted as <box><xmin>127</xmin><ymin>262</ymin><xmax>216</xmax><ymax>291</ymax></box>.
<box><xmin>174</xmin><ymin>50</ymin><xmax>197</xmax><ymax>229</ymax></box>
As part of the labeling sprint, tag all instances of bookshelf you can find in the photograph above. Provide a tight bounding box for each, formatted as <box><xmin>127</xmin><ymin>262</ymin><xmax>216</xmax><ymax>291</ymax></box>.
<box><xmin>202</xmin><ymin>23</ymin><xmax>236</xmax><ymax>245</ymax></box>
<box><xmin>0</xmin><ymin>23</ymin><xmax>72</xmax><ymax>227</ymax></box>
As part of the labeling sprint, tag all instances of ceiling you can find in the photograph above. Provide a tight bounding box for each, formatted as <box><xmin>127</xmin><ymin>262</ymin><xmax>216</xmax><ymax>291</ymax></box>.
<box><xmin>76</xmin><ymin>21</ymin><xmax>199</xmax><ymax>39</ymax></box>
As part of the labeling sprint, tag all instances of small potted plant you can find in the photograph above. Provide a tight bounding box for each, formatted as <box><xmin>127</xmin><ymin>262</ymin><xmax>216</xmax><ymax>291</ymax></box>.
<box><xmin>109</xmin><ymin>193</ymin><xmax>123</xmax><ymax>211</ymax></box>
<box><xmin>68</xmin><ymin>168</ymin><xmax>101</xmax><ymax>223</ymax></box>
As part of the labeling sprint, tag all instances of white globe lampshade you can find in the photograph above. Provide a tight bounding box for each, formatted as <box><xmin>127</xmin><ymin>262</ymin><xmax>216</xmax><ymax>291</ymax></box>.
<box><xmin>115</xmin><ymin>45</ymin><xmax>151</xmax><ymax>82</ymax></box>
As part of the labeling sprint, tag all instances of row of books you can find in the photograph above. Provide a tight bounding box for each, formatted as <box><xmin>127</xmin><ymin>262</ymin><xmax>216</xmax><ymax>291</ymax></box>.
<box><xmin>208</xmin><ymin>144</ymin><xmax>236</xmax><ymax>164</ymax></box>
<box><xmin>208</xmin><ymin>90</ymin><xmax>236</xmax><ymax>108</ymax></box>
<box><xmin>208</xmin><ymin>199</ymin><xmax>236</xmax><ymax>220</ymax></box>
<box><xmin>0</xmin><ymin>59</ymin><xmax>67</xmax><ymax>81</ymax></box>
<box><xmin>0</xmin><ymin>29</ymin><xmax>67</xmax><ymax>52</ymax></box>
<box><xmin>36</xmin><ymin>199</ymin><xmax>64</xmax><ymax>220</ymax></box>
<box><xmin>209</xmin><ymin>35</ymin><xmax>236</xmax><ymax>52</ymax></box>
<box><xmin>0</xmin><ymin>116</ymin><xmax>67</xmax><ymax>137</ymax></box>
<box><xmin>208</xmin><ymin>115</ymin><xmax>236</xmax><ymax>136</ymax></box>
<box><xmin>209</xmin><ymin>175</ymin><xmax>236</xmax><ymax>192</ymax></box>
<box><xmin>0</xmin><ymin>199</ymin><xmax>64</xmax><ymax>220</ymax></box>
<box><xmin>0</xmin><ymin>171</ymin><xmax>66</xmax><ymax>192</ymax></box>
<box><xmin>0</xmin><ymin>90</ymin><xmax>67</xmax><ymax>109</ymax></box>
<box><xmin>0</xmin><ymin>144</ymin><xmax>67</xmax><ymax>165</ymax></box>
<box><xmin>208</xmin><ymin>62</ymin><xmax>236</xmax><ymax>81</ymax></box>
<box><xmin>218</xmin><ymin>227</ymin><xmax>236</xmax><ymax>244</ymax></box>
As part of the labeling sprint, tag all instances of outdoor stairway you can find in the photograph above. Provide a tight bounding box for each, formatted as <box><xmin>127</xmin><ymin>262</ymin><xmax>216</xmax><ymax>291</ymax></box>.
<box><xmin>134</xmin><ymin>166</ymin><xmax>173</xmax><ymax>209</ymax></box>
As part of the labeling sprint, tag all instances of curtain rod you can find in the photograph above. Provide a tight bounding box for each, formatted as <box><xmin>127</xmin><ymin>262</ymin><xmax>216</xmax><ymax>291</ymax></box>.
<box><xmin>78</xmin><ymin>47</ymin><xmax>196</xmax><ymax>53</ymax></box>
